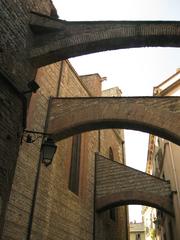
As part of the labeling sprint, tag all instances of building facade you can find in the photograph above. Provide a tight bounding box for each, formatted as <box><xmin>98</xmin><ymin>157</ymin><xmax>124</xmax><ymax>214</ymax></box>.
<box><xmin>1</xmin><ymin>0</ymin><xmax>180</xmax><ymax>239</ymax></box>
<box><xmin>1</xmin><ymin>59</ymin><xmax>129</xmax><ymax>240</ymax></box>
<box><xmin>142</xmin><ymin>206</ymin><xmax>159</xmax><ymax>240</ymax></box>
<box><xmin>145</xmin><ymin>69</ymin><xmax>180</xmax><ymax>240</ymax></box>
<box><xmin>129</xmin><ymin>222</ymin><xmax>145</xmax><ymax>240</ymax></box>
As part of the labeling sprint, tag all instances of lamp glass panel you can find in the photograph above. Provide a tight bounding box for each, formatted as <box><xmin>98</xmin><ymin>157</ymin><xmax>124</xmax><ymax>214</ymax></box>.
<box><xmin>42</xmin><ymin>138</ymin><xmax>57</xmax><ymax>165</ymax></box>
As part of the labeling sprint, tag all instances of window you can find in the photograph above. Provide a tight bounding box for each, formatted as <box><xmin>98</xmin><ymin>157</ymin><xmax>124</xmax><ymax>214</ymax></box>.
<box><xmin>136</xmin><ymin>233</ymin><xmax>141</xmax><ymax>240</ymax></box>
<box><xmin>162</xmin><ymin>173</ymin><xmax>165</xmax><ymax>180</ymax></box>
<box><xmin>69</xmin><ymin>134</ymin><xmax>81</xmax><ymax>195</ymax></box>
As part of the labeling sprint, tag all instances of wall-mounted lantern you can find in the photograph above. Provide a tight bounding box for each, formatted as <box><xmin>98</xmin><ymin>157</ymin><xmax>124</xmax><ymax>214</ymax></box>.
<box><xmin>22</xmin><ymin>130</ymin><xmax>57</xmax><ymax>166</ymax></box>
<box><xmin>41</xmin><ymin>137</ymin><xmax>57</xmax><ymax>166</ymax></box>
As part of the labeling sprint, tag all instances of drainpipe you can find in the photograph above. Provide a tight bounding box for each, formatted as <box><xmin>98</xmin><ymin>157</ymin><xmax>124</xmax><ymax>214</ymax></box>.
<box><xmin>93</xmin><ymin>129</ymin><xmax>100</xmax><ymax>240</ymax></box>
<box><xmin>122</xmin><ymin>140</ymin><xmax>125</xmax><ymax>164</ymax></box>
<box><xmin>26</xmin><ymin>60</ymin><xmax>63</xmax><ymax>239</ymax></box>
<box><xmin>93</xmin><ymin>153</ymin><xmax>98</xmax><ymax>240</ymax></box>
<box><xmin>26</xmin><ymin>97</ymin><xmax>52</xmax><ymax>240</ymax></box>
<box><xmin>26</xmin><ymin>143</ymin><xmax>43</xmax><ymax>240</ymax></box>
<box><xmin>98</xmin><ymin>130</ymin><xmax>101</xmax><ymax>152</ymax></box>
<box><xmin>56</xmin><ymin>61</ymin><xmax>64</xmax><ymax>97</ymax></box>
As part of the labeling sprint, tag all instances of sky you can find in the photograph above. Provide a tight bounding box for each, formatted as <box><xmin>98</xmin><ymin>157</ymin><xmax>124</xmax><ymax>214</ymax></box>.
<box><xmin>52</xmin><ymin>0</ymin><xmax>180</xmax><ymax>222</ymax></box>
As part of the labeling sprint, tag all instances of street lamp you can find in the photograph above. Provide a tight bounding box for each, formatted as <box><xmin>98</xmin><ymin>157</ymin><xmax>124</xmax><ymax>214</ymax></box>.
<box><xmin>22</xmin><ymin>129</ymin><xmax>57</xmax><ymax>240</ymax></box>
<box><xmin>41</xmin><ymin>137</ymin><xmax>57</xmax><ymax>166</ymax></box>
<box><xmin>22</xmin><ymin>130</ymin><xmax>57</xmax><ymax>166</ymax></box>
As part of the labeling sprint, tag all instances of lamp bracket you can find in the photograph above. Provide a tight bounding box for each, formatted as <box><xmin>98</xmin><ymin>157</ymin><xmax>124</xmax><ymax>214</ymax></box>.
<box><xmin>21</xmin><ymin>130</ymin><xmax>57</xmax><ymax>167</ymax></box>
<box><xmin>22</xmin><ymin>80</ymin><xmax>40</xmax><ymax>94</ymax></box>
<box><xmin>22</xmin><ymin>129</ymin><xmax>52</xmax><ymax>144</ymax></box>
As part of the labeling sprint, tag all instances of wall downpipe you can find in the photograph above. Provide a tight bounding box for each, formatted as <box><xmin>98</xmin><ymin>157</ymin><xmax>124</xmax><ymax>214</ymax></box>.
<box><xmin>26</xmin><ymin>97</ymin><xmax>52</xmax><ymax>240</ymax></box>
<box><xmin>56</xmin><ymin>60</ymin><xmax>64</xmax><ymax>97</ymax></box>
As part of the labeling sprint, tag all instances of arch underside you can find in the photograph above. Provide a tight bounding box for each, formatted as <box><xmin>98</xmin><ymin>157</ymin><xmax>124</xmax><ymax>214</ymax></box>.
<box><xmin>95</xmin><ymin>154</ymin><xmax>174</xmax><ymax>216</ymax></box>
<box><xmin>51</xmin><ymin>119</ymin><xmax>179</xmax><ymax>145</ymax></box>
<box><xmin>96</xmin><ymin>192</ymin><xmax>173</xmax><ymax>216</ymax></box>
<box><xmin>30</xmin><ymin>13</ymin><xmax>178</xmax><ymax>217</ymax></box>
<box><xmin>47</xmin><ymin>97</ymin><xmax>180</xmax><ymax>145</ymax></box>
<box><xmin>30</xmin><ymin>12</ymin><xmax>180</xmax><ymax>67</ymax></box>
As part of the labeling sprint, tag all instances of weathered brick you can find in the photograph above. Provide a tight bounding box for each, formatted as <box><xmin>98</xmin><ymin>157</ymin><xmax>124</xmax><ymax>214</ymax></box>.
<box><xmin>47</xmin><ymin>97</ymin><xmax>180</xmax><ymax>145</ymax></box>
<box><xmin>2</xmin><ymin>60</ymin><xmax>128</xmax><ymax>240</ymax></box>
<box><xmin>95</xmin><ymin>154</ymin><xmax>173</xmax><ymax>216</ymax></box>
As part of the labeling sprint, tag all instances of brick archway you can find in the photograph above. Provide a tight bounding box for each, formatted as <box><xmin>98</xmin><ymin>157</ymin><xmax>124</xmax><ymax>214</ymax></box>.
<box><xmin>30</xmin><ymin>12</ymin><xmax>180</xmax><ymax>67</ymax></box>
<box><xmin>96</xmin><ymin>192</ymin><xmax>172</xmax><ymax>215</ymax></box>
<box><xmin>47</xmin><ymin>97</ymin><xmax>180</xmax><ymax>145</ymax></box>
<box><xmin>95</xmin><ymin>154</ymin><xmax>173</xmax><ymax>216</ymax></box>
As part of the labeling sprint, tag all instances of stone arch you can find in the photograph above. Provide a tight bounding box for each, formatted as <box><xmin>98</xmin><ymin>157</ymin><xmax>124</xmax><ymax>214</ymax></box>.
<box><xmin>47</xmin><ymin>97</ymin><xmax>180</xmax><ymax>145</ymax></box>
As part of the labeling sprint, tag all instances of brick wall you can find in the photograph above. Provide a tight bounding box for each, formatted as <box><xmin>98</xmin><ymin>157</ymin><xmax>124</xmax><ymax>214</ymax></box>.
<box><xmin>95</xmin><ymin>88</ymin><xmax>128</xmax><ymax>240</ymax></box>
<box><xmin>96</xmin><ymin>154</ymin><xmax>173</xmax><ymax>215</ymax></box>
<box><xmin>0</xmin><ymin>75</ymin><xmax>24</xmax><ymax>236</ymax></box>
<box><xmin>1</xmin><ymin>1</ymin><xmax>127</xmax><ymax>238</ymax></box>
<box><xmin>80</xmin><ymin>74</ymin><xmax>102</xmax><ymax>97</ymax></box>
<box><xmin>0</xmin><ymin>0</ymin><xmax>56</xmax><ymax>92</ymax></box>
<box><xmin>2</xmin><ymin>60</ymin><xmax>62</xmax><ymax>239</ymax></box>
<box><xmin>0</xmin><ymin>0</ymin><xmax>57</xmax><ymax>237</ymax></box>
<box><xmin>2</xmin><ymin>60</ymin><xmax>128</xmax><ymax>240</ymax></box>
<box><xmin>47</xmin><ymin>96</ymin><xmax>180</xmax><ymax>144</ymax></box>
<box><xmin>96</xmin><ymin>156</ymin><xmax>171</xmax><ymax>199</ymax></box>
<box><xmin>95</xmin><ymin>129</ymin><xmax>128</xmax><ymax>240</ymax></box>
<box><xmin>1</xmin><ymin>1</ymin><xmax>178</xmax><ymax>240</ymax></box>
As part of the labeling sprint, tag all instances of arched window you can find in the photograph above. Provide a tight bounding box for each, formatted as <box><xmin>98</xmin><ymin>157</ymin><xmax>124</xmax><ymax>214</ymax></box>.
<box><xmin>136</xmin><ymin>233</ymin><xmax>141</xmax><ymax>240</ymax></box>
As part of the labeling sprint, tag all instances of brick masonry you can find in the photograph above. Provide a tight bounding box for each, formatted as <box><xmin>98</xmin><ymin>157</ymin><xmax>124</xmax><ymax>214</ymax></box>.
<box><xmin>47</xmin><ymin>97</ymin><xmax>180</xmax><ymax>145</ymax></box>
<box><xmin>1</xmin><ymin>2</ymin><xmax>180</xmax><ymax>89</ymax></box>
<box><xmin>1</xmin><ymin>0</ymin><xmax>179</xmax><ymax>239</ymax></box>
<box><xmin>29</xmin><ymin>12</ymin><xmax>180</xmax><ymax>67</ymax></box>
<box><xmin>2</xmin><ymin>60</ymin><xmax>128</xmax><ymax>240</ymax></box>
<box><xmin>0</xmin><ymin>0</ymin><xmax>57</xmax><ymax>234</ymax></box>
<box><xmin>0</xmin><ymin>0</ymin><xmax>56</xmax><ymax>92</ymax></box>
<box><xmin>95</xmin><ymin>154</ymin><xmax>173</xmax><ymax>215</ymax></box>
<box><xmin>0</xmin><ymin>74</ymin><xmax>24</xmax><ymax>236</ymax></box>
<box><xmin>94</xmin><ymin>88</ymin><xmax>128</xmax><ymax>240</ymax></box>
